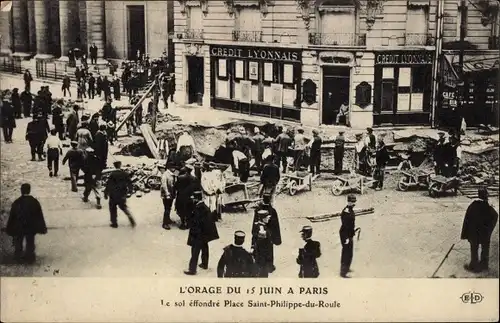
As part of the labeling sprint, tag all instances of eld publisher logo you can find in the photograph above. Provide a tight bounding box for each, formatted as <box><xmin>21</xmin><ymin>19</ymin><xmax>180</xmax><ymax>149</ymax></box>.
<box><xmin>460</xmin><ymin>292</ymin><xmax>484</xmax><ymax>304</ymax></box>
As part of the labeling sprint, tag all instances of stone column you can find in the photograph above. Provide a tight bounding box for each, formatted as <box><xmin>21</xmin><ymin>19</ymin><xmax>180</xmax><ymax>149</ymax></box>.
<box><xmin>58</xmin><ymin>0</ymin><xmax>79</xmax><ymax>61</ymax></box>
<box><xmin>0</xmin><ymin>10</ymin><xmax>12</xmax><ymax>55</ymax></box>
<box><xmin>33</xmin><ymin>0</ymin><xmax>52</xmax><ymax>58</ymax></box>
<box><xmin>11</xmin><ymin>0</ymin><xmax>30</xmax><ymax>56</ymax></box>
<box><xmin>27</xmin><ymin>0</ymin><xmax>36</xmax><ymax>53</ymax></box>
<box><xmin>86</xmin><ymin>0</ymin><xmax>106</xmax><ymax>63</ymax></box>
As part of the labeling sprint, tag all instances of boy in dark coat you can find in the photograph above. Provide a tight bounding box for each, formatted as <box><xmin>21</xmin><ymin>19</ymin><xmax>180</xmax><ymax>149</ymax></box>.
<box><xmin>461</xmin><ymin>187</ymin><xmax>498</xmax><ymax>272</ymax></box>
<box><xmin>217</xmin><ymin>231</ymin><xmax>255</xmax><ymax>278</ymax></box>
<box><xmin>297</xmin><ymin>226</ymin><xmax>321</xmax><ymax>278</ymax></box>
<box><xmin>184</xmin><ymin>191</ymin><xmax>219</xmax><ymax>275</ymax></box>
<box><xmin>6</xmin><ymin>183</ymin><xmax>47</xmax><ymax>263</ymax></box>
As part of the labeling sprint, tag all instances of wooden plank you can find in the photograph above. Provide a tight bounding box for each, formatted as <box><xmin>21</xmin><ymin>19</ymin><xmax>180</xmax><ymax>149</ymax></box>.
<box><xmin>139</xmin><ymin>124</ymin><xmax>161</xmax><ymax>159</ymax></box>
<box><xmin>307</xmin><ymin>208</ymin><xmax>375</xmax><ymax>221</ymax></box>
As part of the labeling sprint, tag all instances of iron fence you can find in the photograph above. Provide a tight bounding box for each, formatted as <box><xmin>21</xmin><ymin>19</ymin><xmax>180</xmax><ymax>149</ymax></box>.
<box><xmin>232</xmin><ymin>30</ymin><xmax>263</xmax><ymax>42</ymax></box>
<box><xmin>0</xmin><ymin>56</ymin><xmax>22</xmax><ymax>74</ymax></box>
<box><xmin>308</xmin><ymin>33</ymin><xmax>366</xmax><ymax>46</ymax></box>
<box><xmin>405</xmin><ymin>33</ymin><xmax>435</xmax><ymax>46</ymax></box>
<box><xmin>184</xmin><ymin>29</ymin><xmax>204</xmax><ymax>40</ymax></box>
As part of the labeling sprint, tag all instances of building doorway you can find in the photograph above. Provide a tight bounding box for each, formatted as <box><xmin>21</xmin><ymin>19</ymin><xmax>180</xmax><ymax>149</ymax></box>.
<box><xmin>127</xmin><ymin>5</ymin><xmax>146</xmax><ymax>60</ymax></box>
<box><xmin>187</xmin><ymin>56</ymin><xmax>204</xmax><ymax>105</ymax></box>
<box><xmin>322</xmin><ymin>66</ymin><xmax>350</xmax><ymax>125</ymax></box>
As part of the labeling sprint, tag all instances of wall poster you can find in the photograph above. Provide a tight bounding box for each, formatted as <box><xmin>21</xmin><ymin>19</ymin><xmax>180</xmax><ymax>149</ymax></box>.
<box><xmin>235</xmin><ymin>60</ymin><xmax>244</xmax><ymax>79</ymax></box>
<box><xmin>284</xmin><ymin>64</ymin><xmax>293</xmax><ymax>84</ymax></box>
<box><xmin>398</xmin><ymin>68</ymin><xmax>411</xmax><ymax>87</ymax></box>
<box><xmin>397</xmin><ymin>93</ymin><xmax>411</xmax><ymax>111</ymax></box>
<box><xmin>249</xmin><ymin>61</ymin><xmax>259</xmax><ymax>80</ymax></box>
<box><xmin>411</xmin><ymin>93</ymin><xmax>424</xmax><ymax>111</ymax></box>
<box><xmin>264</xmin><ymin>62</ymin><xmax>273</xmax><ymax>81</ymax></box>
<box><xmin>240</xmin><ymin>80</ymin><xmax>252</xmax><ymax>103</ymax></box>
<box><xmin>218</xmin><ymin>59</ymin><xmax>227</xmax><ymax>77</ymax></box>
<box><xmin>270</xmin><ymin>83</ymin><xmax>284</xmax><ymax>108</ymax></box>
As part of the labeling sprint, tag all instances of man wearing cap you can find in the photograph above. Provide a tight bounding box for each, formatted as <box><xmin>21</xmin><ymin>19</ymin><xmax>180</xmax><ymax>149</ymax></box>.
<box><xmin>104</xmin><ymin>160</ymin><xmax>136</xmax><ymax>228</ymax></box>
<box><xmin>293</xmin><ymin>127</ymin><xmax>308</xmax><ymax>171</ymax></box>
<box><xmin>81</xmin><ymin>147</ymin><xmax>102</xmax><ymax>209</ymax></box>
<box><xmin>66</xmin><ymin>105</ymin><xmax>80</xmax><ymax>141</ymax></box>
<box><xmin>297</xmin><ymin>226</ymin><xmax>321</xmax><ymax>278</ymax></box>
<box><xmin>217</xmin><ymin>231</ymin><xmax>255</xmax><ymax>278</ymax></box>
<box><xmin>62</xmin><ymin>141</ymin><xmax>84</xmax><ymax>192</ymax></box>
<box><xmin>51</xmin><ymin>100</ymin><xmax>65</xmax><ymax>140</ymax></box>
<box><xmin>461</xmin><ymin>187</ymin><xmax>498</xmax><ymax>273</ymax></box>
<box><xmin>252</xmin><ymin>127</ymin><xmax>265</xmax><ymax>175</ymax></box>
<box><xmin>308</xmin><ymin>129</ymin><xmax>322</xmax><ymax>176</ymax></box>
<box><xmin>62</xmin><ymin>73</ymin><xmax>72</xmax><ymax>97</ymax></box>
<box><xmin>334</xmin><ymin>131</ymin><xmax>346</xmax><ymax>175</ymax></box>
<box><xmin>339</xmin><ymin>194</ymin><xmax>357</xmax><ymax>278</ymax></box>
<box><xmin>433</xmin><ymin>132</ymin><xmax>447</xmax><ymax>176</ymax></box>
<box><xmin>101</xmin><ymin>99</ymin><xmax>113</xmax><ymax>123</ymax></box>
<box><xmin>184</xmin><ymin>191</ymin><xmax>219</xmax><ymax>275</ymax></box>
<box><xmin>175</xmin><ymin>166</ymin><xmax>197</xmax><ymax>229</ymax></box>
<box><xmin>44</xmin><ymin>128</ymin><xmax>63</xmax><ymax>177</ymax></box>
<box><xmin>259</xmin><ymin>156</ymin><xmax>280</xmax><ymax>201</ymax></box>
<box><xmin>253</xmin><ymin>194</ymin><xmax>281</xmax><ymax>272</ymax></box>
<box><xmin>160</xmin><ymin>162</ymin><xmax>176</xmax><ymax>230</ymax></box>
<box><xmin>251</xmin><ymin>209</ymin><xmax>273</xmax><ymax>277</ymax></box>
<box><xmin>274</xmin><ymin>127</ymin><xmax>292</xmax><ymax>173</ymax></box>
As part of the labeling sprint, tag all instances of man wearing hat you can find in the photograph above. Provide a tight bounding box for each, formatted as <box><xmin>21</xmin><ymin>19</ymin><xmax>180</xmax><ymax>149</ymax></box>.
<box><xmin>101</xmin><ymin>99</ymin><xmax>113</xmax><ymax>123</ymax></box>
<box><xmin>66</xmin><ymin>105</ymin><xmax>80</xmax><ymax>141</ymax></box>
<box><xmin>308</xmin><ymin>129</ymin><xmax>322</xmax><ymax>176</ymax></box>
<box><xmin>51</xmin><ymin>99</ymin><xmax>65</xmax><ymax>140</ymax></box>
<box><xmin>89</xmin><ymin>113</ymin><xmax>100</xmax><ymax>139</ymax></box>
<box><xmin>259</xmin><ymin>155</ymin><xmax>280</xmax><ymax>201</ymax></box>
<box><xmin>232</xmin><ymin>148</ymin><xmax>250</xmax><ymax>183</ymax></box>
<box><xmin>174</xmin><ymin>166</ymin><xmax>197</xmax><ymax>229</ymax></box>
<box><xmin>62</xmin><ymin>73</ymin><xmax>72</xmax><ymax>98</ymax></box>
<box><xmin>364</xmin><ymin>127</ymin><xmax>376</xmax><ymax>150</ymax></box>
<box><xmin>293</xmin><ymin>127</ymin><xmax>308</xmax><ymax>171</ymax></box>
<box><xmin>373</xmin><ymin>136</ymin><xmax>389</xmax><ymax>190</ymax></box>
<box><xmin>461</xmin><ymin>187</ymin><xmax>498</xmax><ymax>273</ymax></box>
<box><xmin>354</xmin><ymin>133</ymin><xmax>365</xmax><ymax>174</ymax></box>
<box><xmin>25</xmin><ymin>114</ymin><xmax>49</xmax><ymax>161</ymax></box>
<box><xmin>297</xmin><ymin>226</ymin><xmax>321</xmax><ymax>278</ymax></box>
<box><xmin>252</xmin><ymin>127</ymin><xmax>265</xmax><ymax>175</ymax></box>
<box><xmin>217</xmin><ymin>230</ymin><xmax>255</xmax><ymax>278</ymax></box>
<box><xmin>20</xmin><ymin>87</ymin><xmax>33</xmax><ymax>118</ymax></box>
<box><xmin>339</xmin><ymin>194</ymin><xmax>357</xmax><ymax>278</ymax></box>
<box><xmin>184</xmin><ymin>191</ymin><xmax>219</xmax><ymax>275</ymax></box>
<box><xmin>433</xmin><ymin>132</ymin><xmax>447</xmax><ymax>176</ymax></box>
<box><xmin>334</xmin><ymin>131</ymin><xmax>346</xmax><ymax>175</ymax></box>
<box><xmin>253</xmin><ymin>194</ymin><xmax>281</xmax><ymax>272</ymax></box>
<box><xmin>62</xmin><ymin>141</ymin><xmax>85</xmax><ymax>192</ymax></box>
<box><xmin>1</xmin><ymin>94</ymin><xmax>16</xmax><ymax>143</ymax></box>
<box><xmin>81</xmin><ymin>147</ymin><xmax>102</xmax><ymax>209</ymax></box>
<box><xmin>251</xmin><ymin>209</ymin><xmax>274</xmax><ymax>277</ymax></box>
<box><xmin>104</xmin><ymin>160</ymin><xmax>136</xmax><ymax>228</ymax></box>
<box><xmin>275</xmin><ymin>127</ymin><xmax>292</xmax><ymax>173</ymax></box>
<box><xmin>160</xmin><ymin>162</ymin><xmax>176</xmax><ymax>230</ymax></box>
<box><xmin>93</xmin><ymin>124</ymin><xmax>109</xmax><ymax>181</ymax></box>
<box><xmin>11</xmin><ymin>88</ymin><xmax>22</xmax><ymax>119</ymax></box>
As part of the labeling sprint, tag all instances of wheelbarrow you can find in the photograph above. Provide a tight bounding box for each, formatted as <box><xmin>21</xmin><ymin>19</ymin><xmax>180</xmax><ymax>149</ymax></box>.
<box><xmin>282</xmin><ymin>171</ymin><xmax>313</xmax><ymax>196</ymax></box>
<box><xmin>428</xmin><ymin>175</ymin><xmax>461</xmax><ymax>198</ymax></box>
<box><xmin>398</xmin><ymin>168</ymin><xmax>432</xmax><ymax>191</ymax></box>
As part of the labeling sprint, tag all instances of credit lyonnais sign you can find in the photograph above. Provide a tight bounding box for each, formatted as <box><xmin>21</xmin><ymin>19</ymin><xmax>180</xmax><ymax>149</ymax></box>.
<box><xmin>210</xmin><ymin>46</ymin><xmax>301</xmax><ymax>62</ymax></box>
<box><xmin>375</xmin><ymin>52</ymin><xmax>433</xmax><ymax>65</ymax></box>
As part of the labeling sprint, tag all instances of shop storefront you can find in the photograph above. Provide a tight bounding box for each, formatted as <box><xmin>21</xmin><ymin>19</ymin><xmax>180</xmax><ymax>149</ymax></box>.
<box><xmin>210</xmin><ymin>45</ymin><xmax>303</xmax><ymax>122</ymax></box>
<box><xmin>373</xmin><ymin>51</ymin><xmax>434</xmax><ymax>126</ymax></box>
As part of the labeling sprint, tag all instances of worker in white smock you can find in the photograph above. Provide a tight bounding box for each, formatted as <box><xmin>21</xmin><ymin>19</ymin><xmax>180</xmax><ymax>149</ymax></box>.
<box><xmin>201</xmin><ymin>162</ymin><xmax>226</xmax><ymax>222</ymax></box>
<box><xmin>176</xmin><ymin>130</ymin><xmax>195</xmax><ymax>162</ymax></box>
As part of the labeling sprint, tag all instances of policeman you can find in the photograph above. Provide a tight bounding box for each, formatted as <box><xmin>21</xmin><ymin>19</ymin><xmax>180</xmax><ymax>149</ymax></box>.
<box><xmin>297</xmin><ymin>226</ymin><xmax>321</xmax><ymax>278</ymax></box>
<box><xmin>340</xmin><ymin>194</ymin><xmax>357</xmax><ymax>278</ymax></box>
<box><xmin>253</xmin><ymin>194</ymin><xmax>281</xmax><ymax>273</ymax></box>
<box><xmin>217</xmin><ymin>231</ymin><xmax>255</xmax><ymax>278</ymax></box>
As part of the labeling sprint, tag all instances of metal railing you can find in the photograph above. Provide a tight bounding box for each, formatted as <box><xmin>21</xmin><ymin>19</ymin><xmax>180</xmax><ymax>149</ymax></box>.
<box><xmin>184</xmin><ymin>29</ymin><xmax>204</xmax><ymax>40</ymax></box>
<box><xmin>308</xmin><ymin>33</ymin><xmax>366</xmax><ymax>46</ymax></box>
<box><xmin>232</xmin><ymin>30</ymin><xmax>263</xmax><ymax>42</ymax></box>
<box><xmin>405</xmin><ymin>33</ymin><xmax>434</xmax><ymax>46</ymax></box>
<box><xmin>488</xmin><ymin>36</ymin><xmax>500</xmax><ymax>50</ymax></box>
<box><xmin>0</xmin><ymin>56</ymin><xmax>22</xmax><ymax>74</ymax></box>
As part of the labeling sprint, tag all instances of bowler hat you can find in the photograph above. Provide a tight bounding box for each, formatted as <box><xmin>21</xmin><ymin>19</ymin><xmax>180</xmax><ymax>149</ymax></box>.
<box><xmin>257</xmin><ymin>210</ymin><xmax>269</xmax><ymax>217</ymax></box>
<box><xmin>234</xmin><ymin>231</ymin><xmax>246</xmax><ymax>238</ymax></box>
<box><xmin>478</xmin><ymin>187</ymin><xmax>489</xmax><ymax>200</ymax></box>
<box><xmin>300</xmin><ymin>225</ymin><xmax>312</xmax><ymax>233</ymax></box>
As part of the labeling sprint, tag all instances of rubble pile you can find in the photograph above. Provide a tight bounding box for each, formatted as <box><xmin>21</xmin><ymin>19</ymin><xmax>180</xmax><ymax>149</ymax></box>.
<box><xmin>156</xmin><ymin>113</ymin><xmax>182</xmax><ymax>123</ymax></box>
<box><xmin>116</xmin><ymin>138</ymin><xmax>153</xmax><ymax>157</ymax></box>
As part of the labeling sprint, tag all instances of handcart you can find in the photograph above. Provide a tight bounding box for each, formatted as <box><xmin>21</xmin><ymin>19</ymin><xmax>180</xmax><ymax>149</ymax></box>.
<box><xmin>276</xmin><ymin>171</ymin><xmax>313</xmax><ymax>196</ymax></box>
<box><xmin>428</xmin><ymin>175</ymin><xmax>461</xmax><ymax>198</ymax></box>
<box><xmin>222</xmin><ymin>183</ymin><xmax>260</xmax><ymax>212</ymax></box>
<box><xmin>397</xmin><ymin>168</ymin><xmax>432</xmax><ymax>191</ymax></box>
<box><xmin>330</xmin><ymin>172</ymin><xmax>377</xmax><ymax>196</ymax></box>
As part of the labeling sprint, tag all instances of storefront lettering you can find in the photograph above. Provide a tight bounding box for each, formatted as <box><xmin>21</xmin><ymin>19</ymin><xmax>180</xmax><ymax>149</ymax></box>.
<box><xmin>210</xmin><ymin>46</ymin><xmax>300</xmax><ymax>62</ymax></box>
<box><xmin>375</xmin><ymin>53</ymin><xmax>433</xmax><ymax>65</ymax></box>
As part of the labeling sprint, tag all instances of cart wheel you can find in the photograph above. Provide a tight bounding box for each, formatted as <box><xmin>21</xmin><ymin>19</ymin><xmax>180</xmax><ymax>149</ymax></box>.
<box><xmin>397</xmin><ymin>177</ymin><xmax>410</xmax><ymax>192</ymax></box>
<box><xmin>429</xmin><ymin>182</ymin><xmax>439</xmax><ymax>198</ymax></box>
<box><xmin>331</xmin><ymin>180</ymin><xmax>344</xmax><ymax>196</ymax></box>
<box><xmin>289</xmin><ymin>181</ymin><xmax>298</xmax><ymax>196</ymax></box>
<box><xmin>145</xmin><ymin>175</ymin><xmax>162</xmax><ymax>190</ymax></box>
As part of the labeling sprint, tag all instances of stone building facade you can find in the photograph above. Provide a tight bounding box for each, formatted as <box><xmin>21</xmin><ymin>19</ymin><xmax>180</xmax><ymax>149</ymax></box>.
<box><xmin>0</xmin><ymin>0</ymin><xmax>173</xmax><ymax>62</ymax></box>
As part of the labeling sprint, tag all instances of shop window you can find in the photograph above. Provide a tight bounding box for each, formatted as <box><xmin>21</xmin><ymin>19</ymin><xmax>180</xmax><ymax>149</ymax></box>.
<box><xmin>396</xmin><ymin>66</ymin><xmax>427</xmax><ymax>112</ymax></box>
<box><xmin>381</xmin><ymin>80</ymin><xmax>395</xmax><ymax>112</ymax></box>
<box><xmin>215</xmin><ymin>59</ymin><xmax>229</xmax><ymax>99</ymax></box>
<box><xmin>456</xmin><ymin>3</ymin><xmax>468</xmax><ymax>39</ymax></box>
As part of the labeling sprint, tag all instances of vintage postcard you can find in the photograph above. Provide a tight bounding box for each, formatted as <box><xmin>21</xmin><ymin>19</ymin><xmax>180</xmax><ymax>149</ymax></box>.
<box><xmin>0</xmin><ymin>0</ymin><xmax>499</xmax><ymax>322</ymax></box>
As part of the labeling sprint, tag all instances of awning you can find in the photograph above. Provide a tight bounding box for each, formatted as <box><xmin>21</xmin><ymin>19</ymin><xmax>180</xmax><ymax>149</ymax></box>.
<box><xmin>442</xmin><ymin>55</ymin><xmax>462</xmax><ymax>88</ymax></box>
<box><xmin>1</xmin><ymin>1</ymin><xmax>12</xmax><ymax>12</ymax></box>
<box><xmin>407</xmin><ymin>0</ymin><xmax>430</xmax><ymax>8</ymax></box>
<box><xmin>450</xmin><ymin>54</ymin><xmax>500</xmax><ymax>74</ymax></box>
<box><xmin>315</xmin><ymin>0</ymin><xmax>358</xmax><ymax>6</ymax></box>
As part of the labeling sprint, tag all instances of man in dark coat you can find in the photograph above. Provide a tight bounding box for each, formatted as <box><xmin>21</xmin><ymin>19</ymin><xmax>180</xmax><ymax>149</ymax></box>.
<box><xmin>101</xmin><ymin>99</ymin><xmax>112</xmax><ymax>123</ymax></box>
<box><xmin>340</xmin><ymin>194</ymin><xmax>357</xmax><ymax>278</ymax></box>
<box><xmin>309</xmin><ymin>129</ymin><xmax>322</xmax><ymax>175</ymax></box>
<box><xmin>184</xmin><ymin>191</ymin><xmax>219</xmax><ymax>275</ymax></box>
<box><xmin>374</xmin><ymin>136</ymin><xmax>389</xmax><ymax>190</ymax></box>
<box><xmin>175</xmin><ymin>166</ymin><xmax>197</xmax><ymax>230</ymax></box>
<box><xmin>1</xmin><ymin>97</ymin><xmax>16</xmax><ymax>143</ymax></box>
<box><xmin>25</xmin><ymin>115</ymin><xmax>49</xmax><ymax>161</ymax></box>
<box><xmin>20</xmin><ymin>89</ymin><xmax>33</xmax><ymax>117</ymax></box>
<box><xmin>11</xmin><ymin>88</ymin><xmax>22</xmax><ymax>118</ymax></box>
<box><xmin>66</xmin><ymin>105</ymin><xmax>80</xmax><ymax>141</ymax></box>
<box><xmin>334</xmin><ymin>131</ymin><xmax>345</xmax><ymax>175</ymax></box>
<box><xmin>82</xmin><ymin>148</ymin><xmax>102</xmax><ymax>209</ymax></box>
<box><xmin>96</xmin><ymin>75</ymin><xmax>103</xmax><ymax>97</ymax></box>
<box><xmin>253</xmin><ymin>194</ymin><xmax>281</xmax><ymax>273</ymax></box>
<box><xmin>62</xmin><ymin>141</ymin><xmax>84</xmax><ymax>192</ymax></box>
<box><xmin>259</xmin><ymin>156</ymin><xmax>280</xmax><ymax>201</ymax></box>
<box><xmin>252</xmin><ymin>127</ymin><xmax>265</xmax><ymax>175</ymax></box>
<box><xmin>461</xmin><ymin>187</ymin><xmax>498</xmax><ymax>273</ymax></box>
<box><xmin>433</xmin><ymin>132</ymin><xmax>447</xmax><ymax>176</ymax></box>
<box><xmin>93</xmin><ymin>124</ymin><xmax>109</xmax><ymax>181</ymax></box>
<box><xmin>89</xmin><ymin>43</ymin><xmax>98</xmax><ymax>65</ymax></box>
<box><xmin>62</xmin><ymin>73</ymin><xmax>72</xmax><ymax>97</ymax></box>
<box><xmin>88</xmin><ymin>73</ymin><xmax>96</xmax><ymax>99</ymax></box>
<box><xmin>89</xmin><ymin>113</ymin><xmax>100</xmax><ymax>139</ymax></box>
<box><xmin>217</xmin><ymin>231</ymin><xmax>255</xmax><ymax>278</ymax></box>
<box><xmin>104</xmin><ymin>161</ymin><xmax>136</xmax><ymax>228</ymax></box>
<box><xmin>23</xmin><ymin>70</ymin><xmax>33</xmax><ymax>92</ymax></box>
<box><xmin>251</xmin><ymin>210</ymin><xmax>274</xmax><ymax>278</ymax></box>
<box><xmin>102</xmin><ymin>76</ymin><xmax>111</xmax><ymax>102</ymax></box>
<box><xmin>297</xmin><ymin>225</ymin><xmax>321</xmax><ymax>278</ymax></box>
<box><xmin>274</xmin><ymin>127</ymin><xmax>292</xmax><ymax>173</ymax></box>
<box><xmin>51</xmin><ymin>100</ymin><xmax>65</xmax><ymax>140</ymax></box>
<box><xmin>6</xmin><ymin>183</ymin><xmax>47</xmax><ymax>263</ymax></box>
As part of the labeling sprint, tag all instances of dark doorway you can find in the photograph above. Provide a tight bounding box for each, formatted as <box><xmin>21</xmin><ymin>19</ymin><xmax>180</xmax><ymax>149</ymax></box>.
<box><xmin>187</xmin><ymin>56</ymin><xmax>204</xmax><ymax>105</ymax></box>
<box><xmin>322</xmin><ymin>67</ymin><xmax>350</xmax><ymax>125</ymax></box>
<box><xmin>127</xmin><ymin>5</ymin><xmax>146</xmax><ymax>60</ymax></box>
